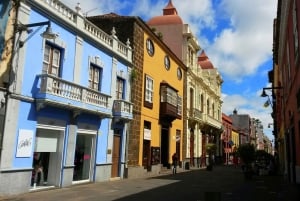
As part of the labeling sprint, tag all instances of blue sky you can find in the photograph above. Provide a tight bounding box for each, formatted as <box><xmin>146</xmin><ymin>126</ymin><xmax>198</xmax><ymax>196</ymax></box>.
<box><xmin>60</xmin><ymin>0</ymin><xmax>277</xmax><ymax>139</ymax></box>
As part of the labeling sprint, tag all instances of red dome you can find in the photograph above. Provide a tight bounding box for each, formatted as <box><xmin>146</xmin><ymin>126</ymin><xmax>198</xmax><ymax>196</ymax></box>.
<box><xmin>147</xmin><ymin>0</ymin><xmax>183</xmax><ymax>25</ymax></box>
<box><xmin>148</xmin><ymin>15</ymin><xmax>183</xmax><ymax>25</ymax></box>
<box><xmin>198</xmin><ymin>51</ymin><xmax>214</xmax><ymax>69</ymax></box>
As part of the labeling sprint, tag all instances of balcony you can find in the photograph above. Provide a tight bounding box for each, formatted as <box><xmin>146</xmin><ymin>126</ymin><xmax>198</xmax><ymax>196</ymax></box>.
<box><xmin>35</xmin><ymin>74</ymin><xmax>111</xmax><ymax>117</ymax></box>
<box><xmin>160</xmin><ymin>85</ymin><xmax>182</xmax><ymax>121</ymax></box>
<box><xmin>188</xmin><ymin>108</ymin><xmax>203</xmax><ymax>121</ymax></box>
<box><xmin>205</xmin><ymin>114</ymin><xmax>222</xmax><ymax>129</ymax></box>
<box><xmin>113</xmin><ymin>99</ymin><xmax>133</xmax><ymax>121</ymax></box>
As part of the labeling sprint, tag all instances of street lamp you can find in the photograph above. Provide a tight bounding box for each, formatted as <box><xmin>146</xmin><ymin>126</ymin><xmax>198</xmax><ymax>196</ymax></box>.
<box><xmin>260</xmin><ymin>86</ymin><xmax>283</xmax><ymax>97</ymax></box>
<box><xmin>16</xmin><ymin>21</ymin><xmax>57</xmax><ymax>47</ymax></box>
<box><xmin>260</xmin><ymin>86</ymin><xmax>283</xmax><ymax>107</ymax></box>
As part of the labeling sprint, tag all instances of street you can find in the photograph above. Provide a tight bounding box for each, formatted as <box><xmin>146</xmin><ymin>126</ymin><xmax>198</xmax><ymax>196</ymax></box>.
<box><xmin>0</xmin><ymin>165</ymin><xmax>299</xmax><ymax>201</ymax></box>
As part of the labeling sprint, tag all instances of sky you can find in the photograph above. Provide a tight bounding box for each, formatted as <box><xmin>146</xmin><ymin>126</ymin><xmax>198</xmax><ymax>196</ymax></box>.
<box><xmin>60</xmin><ymin>0</ymin><xmax>277</xmax><ymax>140</ymax></box>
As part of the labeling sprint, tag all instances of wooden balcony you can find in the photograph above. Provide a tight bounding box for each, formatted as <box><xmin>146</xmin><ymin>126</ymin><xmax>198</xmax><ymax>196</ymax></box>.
<box><xmin>35</xmin><ymin>74</ymin><xmax>111</xmax><ymax>117</ymax></box>
<box><xmin>160</xmin><ymin>86</ymin><xmax>182</xmax><ymax>121</ymax></box>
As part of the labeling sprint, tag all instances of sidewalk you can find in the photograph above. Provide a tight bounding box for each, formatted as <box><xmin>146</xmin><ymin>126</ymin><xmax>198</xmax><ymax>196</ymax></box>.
<box><xmin>0</xmin><ymin>165</ymin><xmax>299</xmax><ymax>201</ymax></box>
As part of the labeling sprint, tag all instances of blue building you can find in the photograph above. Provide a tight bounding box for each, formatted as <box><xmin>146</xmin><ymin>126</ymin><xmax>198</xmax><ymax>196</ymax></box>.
<box><xmin>0</xmin><ymin>0</ymin><xmax>132</xmax><ymax>195</ymax></box>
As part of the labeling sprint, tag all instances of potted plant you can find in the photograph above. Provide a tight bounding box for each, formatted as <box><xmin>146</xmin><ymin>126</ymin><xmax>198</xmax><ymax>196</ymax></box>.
<box><xmin>205</xmin><ymin>143</ymin><xmax>216</xmax><ymax>171</ymax></box>
<box><xmin>237</xmin><ymin>143</ymin><xmax>256</xmax><ymax>179</ymax></box>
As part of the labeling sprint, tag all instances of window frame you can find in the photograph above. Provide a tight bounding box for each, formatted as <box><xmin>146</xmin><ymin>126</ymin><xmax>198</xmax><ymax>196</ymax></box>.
<box><xmin>146</xmin><ymin>38</ymin><xmax>155</xmax><ymax>56</ymax></box>
<box><xmin>116</xmin><ymin>77</ymin><xmax>125</xmax><ymax>100</ymax></box>
<box><xmin>144</xmin><ymin>74</ymin><xmax>154</xmax><ymax>109</ymax></box>
<box><xmin>89</xmin><ymin>63</ymin><xmax>103</xmax><ymax>91</ymax></box>
<box><xmin>43</xmin><ymin>42</ymin><xmax>63</xmax><ymax>76</ymax></box>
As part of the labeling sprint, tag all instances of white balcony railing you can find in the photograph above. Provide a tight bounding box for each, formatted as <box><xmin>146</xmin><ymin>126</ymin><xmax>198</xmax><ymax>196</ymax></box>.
<box><xmin>38</xmin><ymin>74</ymin><xmax>109</xmax><ymax>109</ymax></box>
<box><xmin>30</xmin><ymin>0</ymin><xmax>132</xmax><ymax>61</ymax></box>
<box><xmin>113</xmin><ymin>100</ymin><xmax>133</xmax><ymax>119</ymax></box>
<box><xmin>206</xmin><ymin>114</ymin><xmax>222</xmax><ymax>129</ymax></box>
<box><xmin>188</xmin><ymin>108</ymin><xmax>203</xmax><ymax>120</ymax></box>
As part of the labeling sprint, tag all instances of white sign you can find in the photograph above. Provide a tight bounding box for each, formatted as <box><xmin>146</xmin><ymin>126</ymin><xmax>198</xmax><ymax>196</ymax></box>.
<box><xmin>144</xmin><ymin>128</ymin><xmax>151</xmax><ymax>140</ymax></box>
<box><xmin>16</xmin><ymin>130</ymin><xmax>34</xmax><ymax>157</ymax></box>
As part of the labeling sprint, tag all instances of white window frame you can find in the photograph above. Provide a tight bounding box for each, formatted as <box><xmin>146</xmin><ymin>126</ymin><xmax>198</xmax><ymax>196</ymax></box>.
<box><xmin>145</xmin><ymin>75</ymin><xmax>153</xmax><ymax>103</ymax></box>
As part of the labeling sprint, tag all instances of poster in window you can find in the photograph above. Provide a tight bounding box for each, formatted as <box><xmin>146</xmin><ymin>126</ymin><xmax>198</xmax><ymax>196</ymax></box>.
<box><xmin>151</xmin><ymin>147</ymin><xmax>160</xmax><ymax>165</ymax></box>
<box><xmin>16</xmin><ymin>129</ymin><xmax>34</xmax><ymax>158</ymax></box>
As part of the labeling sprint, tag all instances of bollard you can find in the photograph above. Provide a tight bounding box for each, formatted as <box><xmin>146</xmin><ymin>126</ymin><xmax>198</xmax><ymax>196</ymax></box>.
<box><xmin>204</xmin><ymin>192</ymin><xmax>221</xmax><ymax>201</ymax></box>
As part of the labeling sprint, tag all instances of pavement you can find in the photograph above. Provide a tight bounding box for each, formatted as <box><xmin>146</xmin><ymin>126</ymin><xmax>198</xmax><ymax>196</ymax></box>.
<box><xmin>0</xmin><ymin>165</ymin><xmax>299</xmax><ymax>201</ymax></box>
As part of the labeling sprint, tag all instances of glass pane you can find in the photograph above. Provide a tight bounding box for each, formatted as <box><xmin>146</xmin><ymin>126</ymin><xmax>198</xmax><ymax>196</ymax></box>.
<box><xmin>73</xmin><ymin>135</ymin><xmax>93</xmax><ymax>181</ymax></box>
<box><xmin>52</xmin><ymin>50</ymin><xmax>60</xmax><ymax>66</ymax></box>
<box><xmin>43</xmin><ymin>46</ymin><xmax>50</xmax><ymax>62</ymax></box>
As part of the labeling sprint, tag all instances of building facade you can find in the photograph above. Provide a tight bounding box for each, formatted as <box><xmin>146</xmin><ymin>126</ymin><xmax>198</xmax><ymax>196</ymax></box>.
<box><xmin>222</xmin><ymin>113</ymin><xmax>233</xmax><ymax>164</ymax></box>
<box><xmin>88</xmin><ymin>13</ymin><xmax>186</xmax><ymax>177</ymax></box>
<box><xmin>229</xmin><ymin>109</ymin><xmax>251</xmax><ymax>145</ymax></box>
<box><xmin>273</xmin><ymin>0</ymin><xmax>300</xmax><ymax>183</ymax></box>
<box><xmin>0</xmin><ymin>0</ymin><xmax>133</xmax><ymax>195</ymax></box>
<box><xmin>147</xmin><ymin>0</ymin><xmax>223</xmax><ymax>168</ymax></box>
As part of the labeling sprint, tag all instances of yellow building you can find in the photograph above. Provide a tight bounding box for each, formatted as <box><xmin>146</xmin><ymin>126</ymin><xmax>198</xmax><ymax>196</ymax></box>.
<box><xmin>231</xmin><ymin>129</ymin><xmax>240</xmax><ymax>150</ymax></box>
<box><xmin>89</xmin><ymin>14</ymin><xmax>186</xmax><ymax>177</ymax></box>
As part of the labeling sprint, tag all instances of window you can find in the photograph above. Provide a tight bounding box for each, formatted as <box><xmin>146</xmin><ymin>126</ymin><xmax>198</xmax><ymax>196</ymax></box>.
<box><xmin>116</xmin><ymin>77</ymin><xmax>124</xmax><ymax>99</ymax></box>
<box><xmin>43</xmin><ymin>44</ymin><xmax>61</xmax><ymax>76</ymax></box>
<box><xmin>144</xmin><ymin>75</ymin><xmax>153</xmax><ymax>108</ymax></box>
<box><xmin>146</xmin><ymin>38</ymin><xmax>155</xmax><ymax>56</ymax></box>
<box><xmin>201</xmin><ymin>94</ymin><xmax>204</xmax><ymax>112</ymax></box>
<box><xmin>207</xmin><ymin>99</ymin><xmax>210</xmax><ymax>115</ymax></box>
<box><xmin>89</xmin><ymin>64</ymin><xmax>102</xmax><ymax>91</ymax></box>
<box><xmin>188</xmin><ymin>46</ymin><xmax>194</xmax><ymax>67</ymax></box>
<box><xmin>177</xmin><ymin>67</ymin><xmax>182</xmax><ymax>80</ymax></box>
<box><xmin>164</xmin><ymin>55</ymin><xmax>170</xmax><ymax>70</ymax></box>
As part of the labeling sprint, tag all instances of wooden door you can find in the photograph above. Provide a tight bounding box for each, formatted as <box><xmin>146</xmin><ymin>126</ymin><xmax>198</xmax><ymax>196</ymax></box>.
<box><xmin>111</xmin><ymin>135</ymin><xmax>120</xmax><ymax>178</ymax></box>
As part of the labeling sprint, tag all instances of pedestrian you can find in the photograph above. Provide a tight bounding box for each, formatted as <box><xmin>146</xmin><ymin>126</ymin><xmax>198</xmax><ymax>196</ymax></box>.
<box><xmin>233</xmin><ymin>154</ymin><xmax>238</xmax><ymax>168</ymax></box>
<box><xmin>172</xmin><ymin>153</ymin><xmax>178</xmax><ymax>174</ymax></box>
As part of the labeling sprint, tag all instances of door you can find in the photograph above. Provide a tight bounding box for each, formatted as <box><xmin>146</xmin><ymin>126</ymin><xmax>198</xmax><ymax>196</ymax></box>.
<box><xmin>111</xmin><ymin>134</ymin><xmax>121</xmax><ymax>178</ymax></box>
<box><xmin>73</xmin><ymin>134</ymin><xmax>93</xmax><ymax>181</ymax></box>
<box><xmin>142</xmin><ymin>140</ymin><xmax>151</xmax><ymax>171</ymax></box>
<box><xmin>161</xmin><ymin>127</ymin><xmax>169</xmax><ymax>167</ymax></box>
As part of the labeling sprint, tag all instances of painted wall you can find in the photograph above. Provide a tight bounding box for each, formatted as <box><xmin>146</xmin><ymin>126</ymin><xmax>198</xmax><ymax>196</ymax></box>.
<box><xmin>139</xmin><ymin>32</ymin><xmax>184</xmax><ymax>165</ymax></box>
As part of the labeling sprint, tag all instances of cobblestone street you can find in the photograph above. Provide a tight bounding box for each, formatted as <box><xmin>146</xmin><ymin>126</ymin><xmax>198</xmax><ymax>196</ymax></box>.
<box><xmin>0</xmin><ymin>165</ymin><xmax>299</xmax><ymax>201</ymax></box>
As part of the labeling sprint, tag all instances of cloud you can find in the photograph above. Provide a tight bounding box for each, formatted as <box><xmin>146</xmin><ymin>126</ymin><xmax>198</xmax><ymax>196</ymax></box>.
<box><xmin>204</xmin><ymin>0</ymin><xmax>276</xmax><ymax>81</ymax></box>
<box><xmin>222</xmin><ymin>92</ymin><xmax>274</xmax><ymax>139</ymax></box>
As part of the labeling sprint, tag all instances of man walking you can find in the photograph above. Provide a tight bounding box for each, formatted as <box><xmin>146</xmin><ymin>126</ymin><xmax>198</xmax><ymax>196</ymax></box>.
<box><xmin>172</xmin><ymin>153</ymin><xmax>178</xmax><ymax>174</ymax></box>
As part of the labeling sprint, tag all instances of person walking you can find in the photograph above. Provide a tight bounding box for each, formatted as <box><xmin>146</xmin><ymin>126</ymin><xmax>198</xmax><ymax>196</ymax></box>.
<box><xmin>172</xmin><ymin>153</ymin><xmax>178</xmax><ymax>174</ymax></box>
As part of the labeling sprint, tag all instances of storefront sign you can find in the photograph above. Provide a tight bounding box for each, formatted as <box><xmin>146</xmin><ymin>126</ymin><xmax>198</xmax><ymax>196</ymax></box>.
<box><xmin>16</xmin><ymin>129</ymin><xmax>33</xmax><ymax>157</ymax></box>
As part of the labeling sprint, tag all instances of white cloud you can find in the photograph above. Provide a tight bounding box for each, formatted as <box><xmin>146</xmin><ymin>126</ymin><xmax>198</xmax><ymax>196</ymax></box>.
<box><xmin>205</xmin><ymin>0</ymin><xmax>276</xmax><ymax>81</ymax></box>
<box><xmin>222</xmin><ymin>92</ymin><xmax>274</xmax><ymax>140</ymax></box>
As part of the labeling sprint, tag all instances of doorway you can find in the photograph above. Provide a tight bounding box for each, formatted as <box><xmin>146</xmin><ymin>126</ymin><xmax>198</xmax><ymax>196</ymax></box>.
<box><xmin>111</xmin><ymin>134</ymin><xmax>121</xmax><ymax>178</ymax></box>
<box><xmin>73</xmin><ymin>134</ymin><xmax>93</xmax><ymax>181</ymax></box>
<box><xmin>31</xmin><ymin>128</ymin><xmax>64</xmax><ymax>188</ymax></box>
<box><xmin>161</xmin><ymin>127</ymin><xmax>169</xmax><ymax>167</ymax></box>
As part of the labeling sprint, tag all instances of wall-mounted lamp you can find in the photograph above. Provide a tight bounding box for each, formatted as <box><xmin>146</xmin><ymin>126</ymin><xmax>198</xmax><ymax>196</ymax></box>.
<box><xmin>261</xmin><ymin>86</ymin><xmax>283</xmax><ymax>107</ymax></box>
<box><xmin>260</xmin><ymin>86</ymin><xmax>283</xmax><ymax>97</ymax></box>
<box><xmin>16</xmin><ymin>21</ymin><xmax>57</xmax><ymax>47</ymax></box>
